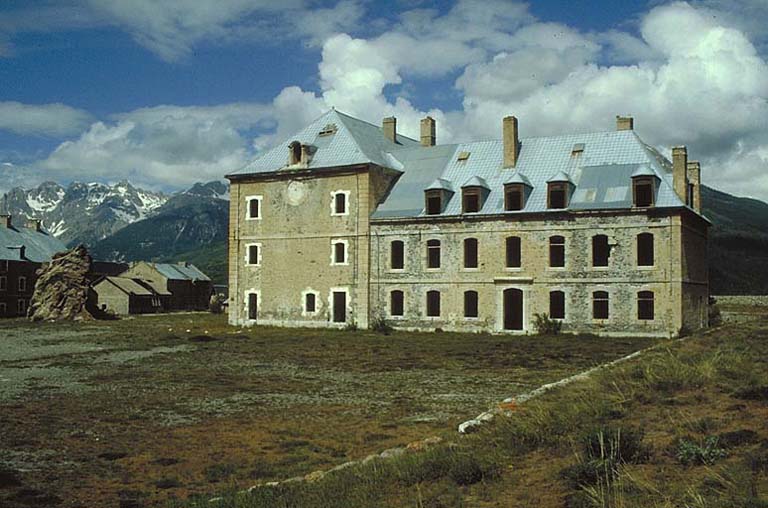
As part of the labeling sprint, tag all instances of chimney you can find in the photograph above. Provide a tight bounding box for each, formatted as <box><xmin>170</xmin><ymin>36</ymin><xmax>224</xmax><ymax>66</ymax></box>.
<box><xmin>25</xmin><ymin>218</ymin><xmax>42</xmax><ymax>232</ymax></box>
<box><xmin>672</xmin><ymin>146</ymin><xmax>689</xmax><ymax>204</ymax></box>
<box><xmin>687</xmin><ymin>161</ymin><xmax>702</xmax><ymax>213</ymax></box>
<box><xmin>420</xmin><ymin>116</ymin><xmax>436</xmax><ymax>147</ymax></box>
<box><xmin>382</xmin><ymin>116</ymin><xmax>397</xmax><ymax>143</ymax></box>
<box><xmin>0</xmin><ymin>214</ymin><xmax>10</xmax><ymax>228</ymax></box>
<box><xmin>503</xmin><ymin>116</ymin><xmax>520</xmax><ymax>168</ymax></box>
<box><xmin>616</xmin><ymin>115</ymin><xmax>634</xmax><ymax>131</ymax></box>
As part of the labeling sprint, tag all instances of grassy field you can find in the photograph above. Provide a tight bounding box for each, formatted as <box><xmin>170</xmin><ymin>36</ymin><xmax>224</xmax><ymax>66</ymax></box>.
<box><xmin>172</xmin><ymin>310</ymin><xmax>768</xmax><ymax>508</ymax></box>
<box><xmin>0</xmin><ymin>314</ymin><xmax>658</xmax><ymax>508</ymax></box>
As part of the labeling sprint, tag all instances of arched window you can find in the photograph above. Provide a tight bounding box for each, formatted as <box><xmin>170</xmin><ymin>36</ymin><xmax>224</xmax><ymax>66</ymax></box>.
<box><xmin>426</xmin><ymin>290</ymin><xmax>441</xmax><ymax>317</ymax></box>
<box><xmin>464</xmin><ymin>290</ymin><xmax>478</xmax><ymax>318</ymax></box>
<box><xmin>638</xmin><ymin>291</ymin><xmax>654</xmax><ymax>320</ymax></box>
<box><xmin>333</xmin><ymin>192</ymin><xmax>347</xmax><ymax>214</ymax></box>
<box><xmin>463</xmin><ymin>238</ymin><xmax>478</xmax><ymax>268</ymax></box>
<box><xmin>637</xmin><ymin>233</ymin><xmax>654</xmax><ymax>266</ymax></box>
<box><xmin>593</xmin><ymin>291</ymin><xmax>609</xmax><ymax>319</ymax></box>
<box><xmin>390</xmin><ymin>290</ymin><xmax>404</xmax><ymax>317</ymax></box>
<box><xmin>390</xmin><ymin>240</ymin><xmax>404</xmax><ymax>270</ymax></box>
<box><xmin>592</xmin><ymin>235</ymin><xmax>610</xmax><ymax>267</ymax></box>
<box><xmin>549</xmin><ymin>290</ymin><xmax>565</xmax><ymax>319</ymax></box>
<box><xmin>426</xmin><ymin>239</ymin><xmax>441</xmax><ymax>269</ymax></box>
<box><xmin>505</xmin><ymin>236</ymin><xmax>521</xmax><ymax>268</ymax></box>
<box><xmin>549</xmin><ymin>236</ymin><xmax>565</xmax><ymax>268</ymax></box>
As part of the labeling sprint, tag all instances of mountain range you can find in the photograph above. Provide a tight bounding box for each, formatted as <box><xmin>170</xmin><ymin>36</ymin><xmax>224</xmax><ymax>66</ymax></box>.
<box><xmin>2</xmin><ymin>179</ymin><xmax>767</xmax><ymax>292</ymax></box>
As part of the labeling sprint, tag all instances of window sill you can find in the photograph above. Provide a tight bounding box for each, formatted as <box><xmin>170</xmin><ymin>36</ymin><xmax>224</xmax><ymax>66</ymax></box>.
<box><xmin>425</xmin><ymin>268</ymin><xmax>442</xmax><ymax>272</ymax></box>
<box><xmin>245</xmin><ymin>264</ymin><xmax>261</xmax><ymax>268</ymax></box>
<box><xmin>330</xmin><ymin>263</ymin><xmax>350</xmax><ymax>267</ymax></box>
<box><xmin>388</xmin><ymin>314</ymin><xmax>405</xmax><ymax>320</ymax></box>
<box><xmin>590</xmin><ymin>266</ymin><xmax>610</xmax><ymax>271</ymax></box>
<box><xmin>388</xmin><ymin>269</ymin><xmax>406</xmax><ymax>273</ymax></box>
<box><xmin>461</xmin><ymin>267</ymin><xmax>480</xmax><ymax>272</ymax></box>
<box><xmin>245</xmin><ymin>217</ymin><xmax>262</xmax><ymax>221</ymax></box>
<box><xmin>592</xmin><ymin>318</ymin><xmax>610</xmax><ymax>324</ymax></box>
<box><xmin>330</xmin><ymin>213</ymin><xmax>349</xmax><ymax>217</ymax></box>
<box><xmin>463</xmin><ymin>316</ymin><xmax>480</xmax><ymax>321</ymax></box>
<box><xmin>547</xmin><ymin>267</ymin><xmax>567</xmax><ymax>271</ymax></box>
<box><xmin>636</xmin><ymin>265</ymin><xmax>655</xmax><ymax>270</ymax></box>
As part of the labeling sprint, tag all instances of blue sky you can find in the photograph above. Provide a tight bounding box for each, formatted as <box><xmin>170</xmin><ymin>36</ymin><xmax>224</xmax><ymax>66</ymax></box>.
<box><xmin>1</xmin><ymin>0</ymin><xmax>767</xmax><ymax>200</ymax></box>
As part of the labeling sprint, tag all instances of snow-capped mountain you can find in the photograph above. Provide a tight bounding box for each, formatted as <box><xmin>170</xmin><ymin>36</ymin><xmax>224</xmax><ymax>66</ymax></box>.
<box><xmin>0</xmin><ymin>180</ymin><xmax>226</xmax><ymax>247</ymax></box>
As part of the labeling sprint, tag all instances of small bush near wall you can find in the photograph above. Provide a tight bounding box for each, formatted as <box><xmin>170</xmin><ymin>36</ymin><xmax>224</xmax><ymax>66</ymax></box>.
<box><xmin>533</xmin><ymin>313</ymin><xmax>562</xmax><ymax>335</ymax></box>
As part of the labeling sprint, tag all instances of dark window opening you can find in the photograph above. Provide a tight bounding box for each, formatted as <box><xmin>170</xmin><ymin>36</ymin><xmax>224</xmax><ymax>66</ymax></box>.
<box><xmin>427</xmin><ymin>239</ymin><xmax>441</xmax><ymax>269</ymax></box>
<box><xmin>464</xmin><ymin>238</ymin><xmax>478</xmax><ymax>268</ymax></box>
<box><xmin>334</xmin><ymin>193</ymin><xmax>346</xmax><ymax>214</ymax></box>
<box><xmin>390</xmin><ymin>240</ymin><xmax>404</xmax><ymax>270</ymax></box>
<box><xmin>549</xmin><ymin>291</ymin><xmax>565</xmax><ymax>319</ymax></box>
<box><xmin>638</xmin><ymin>291</ymin><xmax>655</xmax><ymax>320</ymax></box>
<box><xmin>17</xmin><ymin>299</ymin><xmax>26</xmax><ymax>315</ymax></box>
<box><xmin>248</xmin><ymin>245</ymin><xmax>259</xmax><ymax>265</ymax></box>
<box><xmin>463</xmin><ymin>190</ymin><xmax>481</xmax><ymax>213</ymax></box>
<box><xmin>549</xmin><ymin>236</ymin><xmax>565</xmax><ymax>268</ymax></box>
<box><xmin>305</xmin><ymin>293</ymin><xmax>316</xmax><ymax>313</ymax></box>
<box><xmin>0</xmin><ymin>276</ymin><xmax>6</xmax><ymax>291</ymax></box>
<box><xmin>289</xmin><ymin>141</ymin><xmax>301</xmax><ymax>165</ymax></box>
<box><xmin>506</xmin><ymin>236</ymin><xmax>521</xmax><ymax>268</ymax></box>
<box><xmin>633</xmin><ymin>178</ymin><xmax>654</xmax><ymax>207</ymax></box>
<box><xmin>548</xmin><ymin>183</ymin><xmax>568</xmax><ymax>209</ymax></box>
<box><xmin>425</xmin><ymin>191</ymin><xmax>442</xmax><ymax>215</ymax></box>
<box><xmin>332</xmin><ymin>291</ymin><xmax>346</xmax><ymax>323</ymax></box>
<box><xmin>248</xmin><ymin>198</ymin><xmax>260</xmax><ymax>219</ymax></box>
<box><xmin>464</xmin><ymin>290</ymin><xmax>479</xmax><ymax>318</ymax></box>
<box><xmin>390</xmin><ymin>290</ymin><xmax>404</xmax><ymax>317</ymax></box>
<box><xmin>592</xmin><ymin>235</ymin><xmax>610</xmax><ymax>267</ymax></box>
<box><xmin>426</xmin><ymin>290</ymin><xmax>441</xmax><ymax>317</ymax></box>
<box><xmin>18</xmin><ymin>277</ymin><xmax>26</xmax><ymax>293</ymax></box>
<box><xmin>334</xmin><ymin>242</ymin><xmax>346</xmax><ymax>264</ymax></box>
<box><xmin>248</xmin><ymin>293</ymin><xmax>258</xmax><ymax>320</ymax></box>
<box><xmin>593</xmin><ymin>291</ymin><xmax>609</xmax><ymax>319</ymax></box>
<box><xmin>637</xmin><ymin>233</ymin><xmax>654</xmax><ymax>266</ymax></box>
<box><xmin>504</xmin><ymin>185</ymin><xmax>524</xmax><ymax>211</ymax></box>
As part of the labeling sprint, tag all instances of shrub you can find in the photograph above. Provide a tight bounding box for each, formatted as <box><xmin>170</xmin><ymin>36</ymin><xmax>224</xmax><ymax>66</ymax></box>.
<box><xmin>583</xmin><ymin>426</ymin><xmax>647</xmax><ymax>464</ymax></box>
<box><xmin>370</xmin><ymin>316</ymin><xmax>392</xmax><ymax>335</ymax></box>
<box><xmin>204</xmin><ymin>463</ymin><xmax>237</xmax><ymax>483</ymax></box>
<box><xmin>447</xmin><ymin>453</ymin><xmax>491</xmax><ymax>486</ymax></box>
<box><xmin>533</xmin><ymin>313</ymin><xmax>562</xmax><ymax>335</ymax></box>
<box><xmin>709</xmin><ymin>297</ymin><xmax>722</xmax><ymax>326</ymax></box>
<box><xmin>676</xmin><ymin>436</ymin><xmax>727</xmax><ymax>466</ymax></box>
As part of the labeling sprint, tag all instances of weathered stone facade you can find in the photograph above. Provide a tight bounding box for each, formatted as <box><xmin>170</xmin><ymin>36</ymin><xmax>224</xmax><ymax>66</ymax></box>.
<box><xmin>227</xmin><ymin>110</ymin><xmax>709</xmax><ymax>338</ymax></box>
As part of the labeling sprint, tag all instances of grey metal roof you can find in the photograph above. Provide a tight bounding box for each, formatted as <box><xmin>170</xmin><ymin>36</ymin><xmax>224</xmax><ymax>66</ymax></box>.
<box><xmin>546</xmin><ymin>171</ymin><xmax>574</xmax><ymax>184</ymax></box>
<box><xmin>230</xmin><ymin>109</ymin><xmax>419</xmax><ymax>176</ymax></box>
<box><xmin>631</xmin><ymin>164</ymin><xmax>658</xmax><ymax>178</ymax></box>
<box><xmin>462</xmin><ymin>175</ymin><xmax>490</xmax><ymax>189</ymax></box>
<box><xmin>153</xmin><ymin>263</ymin><xmax>211</xmax><ymax>282</ymax></box>
<box><xmin>503</xmin><ymin>172</ymin><xmax>533</xmax><ymax>187</ymax></box>
<box><xmin>426</xmin><ymin>178</ymin><xmax>455</xmax><ymax>192</ymax></box>
<box><xmin>0</xmin><ymin>224</ymin><xmax>66</xmax><ymax>262</ymax></box>
<box><xmin>98</xmin><ymin>276</ymin><xmax>154</xmax><ymax>296</ymax></box>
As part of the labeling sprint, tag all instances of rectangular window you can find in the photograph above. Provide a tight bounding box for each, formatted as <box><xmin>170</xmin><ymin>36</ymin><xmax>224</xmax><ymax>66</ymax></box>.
<box><xmin>333</xmin><ymin>242</ymin><xmax>346</xmax><ymax>265</ymax></box>
<box><xmin>505</xmin><ymin>237</ymin><xmax>521</xmax><ymax>268</ymax></box>
<box><xmin>464</xmin><ymin>290</ymin><xmax>478</xmax><ymax>318</ymax></box>
<box><xmin>593</xmin><ymin>291</ymin><xmax>609</xmax><ymax>319</ymax></box>
<box><xmin>390</xmin><ymin>240</ymin><xmax>404</xmax><ymax>270</ymax></box>
<box><xmin>334</xmin><ymin>192</ymin><xmax>347</xmax><ymax>215</ymax></box>
<box><xmin>633</xmin><ymin>179</ymin><xmax>654</xmax><ymax>207</ymax></box>
<box><xmin>18</xmin><ymin>277</ymin><xmax>26</xmax><ymax>293</ymax></box>
<box><xmin>592</xmin><ymin>235</ymin><xmax>610</xmax><ymax>267</ymax></box>
<box><xmin>549</xmin><ymin>291</ymin><xmax>565</xmax><ymax>319</ymax></box>
<box><xmin>426</xmin><ymin>290</ymin><xmax>441</xmax><ymax>317</ymax></box>
<box><xmin>462</xmin><ymin>190</ymin><xmax>480</xmax><ymax>213</ymax></box>
<box><xmin>0</xmin><ymin>302</ymin><xmax>6</xmax><ymax>316</ymax></box>
<box><xmin>637</xmin><ymin>233</ymin><xmax>654</xmax><ymax>266</ymax></box>
<box><xmin>246</xmin><ymin>196</ymin><xmax>262</xmax><ymax>220</ymax></box>
<box><xmin>390</xmin><ymin>290</ymin><xmax>404</xmax><ymax>317</ymax></box>
<box><xmin>0</xmin><ymin>260</ymin><xmax>7</xmax><ymax>272</ymax></box>
<box><xmin>638</xmin><ymin>291</ymin><xmax>654</xmax><ymax>320</ymax></box>
<box><xmin>247</xmin><ymin>244</ymin><xmax>260</xmax><ymax>266</ymax></box>
<box><xmin>425</xmin><ymin>191</ymin><xmax>442</xmax><ymax>215</ymax></box>
<box><xmin>0</xmin><ymin>275</ymin><xmax>6</xmax><ymax>291</ymax></box>
<box><xmin>549</xmin><ymin>236</ymin><xmax>565</xmax><ymax>268</ymax></box>
<box><xmin>427</xmin><ymin>240</ymin><xmax>441</xmax><ymax>269</ymax></box>
<box><xmin>248</xmin><ymin>293</ymin><xmax>258</xmax><ymax>320</ymax></box>
<box><xmin>305</xmin><ymin>293</ymin><xmax>316</xmax><ymax>313</ymax></box>
<box><xmin>548</xmin><ymin>184</ymin><xmax>568</xmax><ymax>209</ymax></box>
<box><xmin>463</xmin><ymin>238</ymin><xmax>478</xmax><ymax>268</ymax></box>
<box><xmin>504</xmin><ymin>185</ymin><xmax>524</xmax><ymax>211</ymax></box>
<box><xmin>17</xmin><ymin>299</ymin><xmax>26</xmax><ymax>315</ymax></box>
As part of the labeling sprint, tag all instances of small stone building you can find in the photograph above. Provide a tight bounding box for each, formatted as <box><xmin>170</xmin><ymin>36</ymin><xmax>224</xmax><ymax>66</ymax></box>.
<box><xmin>0</xmin><ymin>215</ymin><xmax>66</xmax><ymax>318</ymax></box>
<box><xmin>121</xmin><ymin>261</ymin><xmax>213</xmax><ymax>311</ymax></box>
<box><xmin>226</xmin><ymin>110</ymin><xmax>709</xmax><ymax>338</ymax></box>
<box><xmin>90</xmin><ymin>276</ymin><xmax>169</xmax><ymax>315</ymax></box>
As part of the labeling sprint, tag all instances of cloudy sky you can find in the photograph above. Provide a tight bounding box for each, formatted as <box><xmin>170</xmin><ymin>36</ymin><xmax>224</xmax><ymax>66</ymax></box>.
<box><xmin>1</xmin><ymin>0</ymin><xmax>767</xmax><ymax>200</ymax></box>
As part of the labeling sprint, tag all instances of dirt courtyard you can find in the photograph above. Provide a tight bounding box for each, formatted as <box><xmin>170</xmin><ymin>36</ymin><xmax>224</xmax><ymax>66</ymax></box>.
<box><xmin>0</xmin><ymin>314</ymin><xmax>657</xmax><ymax>507</ymax></box>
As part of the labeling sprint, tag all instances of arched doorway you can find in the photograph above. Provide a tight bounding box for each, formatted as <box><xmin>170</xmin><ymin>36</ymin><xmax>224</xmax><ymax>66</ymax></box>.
<box><xmin>503</xmin><ymin>288</ymin><xmax>523</xmax><ymax>331</ymax></box>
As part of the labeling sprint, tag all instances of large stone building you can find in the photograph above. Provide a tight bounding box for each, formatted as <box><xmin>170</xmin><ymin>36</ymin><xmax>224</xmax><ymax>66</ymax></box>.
<box><xmin>226</xmin><ymin>110</ymin><xmax>709</xmax><ymax>337</ymax></box>
<box><xmin>0</xmin><ymin>215</ymin><xmax>67</xmax><ymax>318</ymax></box>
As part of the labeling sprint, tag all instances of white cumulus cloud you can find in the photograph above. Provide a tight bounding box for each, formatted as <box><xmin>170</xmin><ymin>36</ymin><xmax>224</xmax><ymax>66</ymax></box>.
<box><xmin>0</xmin><ymin>102</ymin><xmax>93</xmax><ymax>137</ymax></box>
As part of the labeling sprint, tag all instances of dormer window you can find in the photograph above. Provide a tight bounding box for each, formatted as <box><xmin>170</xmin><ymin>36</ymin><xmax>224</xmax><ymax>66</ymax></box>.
<box><xmin>425</xmin><ymin>190</ymin><xmax>443</xmax><ymax>215</ymax></box>
<box><xmin>633</xmin><ymin>177</ymin><xmax>655</xmax><ymax>207</ymax></box>
<box><xmin>504</xmin><ymin>184</ymin><xmax>525</xmax><ymax>211</ymax></box>
<box><xmin>547</xmin><ymin>183</ymin><xmax>569</xmax><ymax>209</ymax></box>
<box><xmin>289</xmin><ymin>141</ymin><xmax>301</xmax><ymax>165</ymax></box>
<box><xmin>460</xmin><ymin>176</ymin><xmax>490</xmax><ymax>214</ymax></box>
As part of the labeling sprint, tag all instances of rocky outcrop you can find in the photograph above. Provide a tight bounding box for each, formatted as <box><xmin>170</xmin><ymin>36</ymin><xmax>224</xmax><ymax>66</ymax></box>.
<box><xmin>28</xmin><ymin>245</ymin><xmax>93</xmax><ymax>321</ymax></box>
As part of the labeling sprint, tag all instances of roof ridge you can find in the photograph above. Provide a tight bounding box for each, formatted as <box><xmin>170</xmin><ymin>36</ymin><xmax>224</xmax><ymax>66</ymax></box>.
<box><xmin>334</xmin><ymin>109</ymin><xmax>419</xmax><ymax>144</ymax></box>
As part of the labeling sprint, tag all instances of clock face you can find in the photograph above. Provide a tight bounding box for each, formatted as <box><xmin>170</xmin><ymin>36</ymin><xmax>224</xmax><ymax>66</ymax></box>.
<box><xmin>286</xmin><ymin>180</ymin><xmax>307</xmax><ymax>206</ymax></box>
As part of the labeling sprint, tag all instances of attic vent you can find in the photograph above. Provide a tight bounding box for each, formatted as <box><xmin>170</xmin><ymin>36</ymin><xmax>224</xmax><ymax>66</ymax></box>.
<box><xmin>571</xmin><ymin>143</ymin><xmax>585</xmax><ymax>155</ymax></box>
<box><xmin>457</xmin><ymin>151</ymin><xmax>470</xmax><ymax>161</ymax></box>
<box><xmin>318</xmin><ymin>123</ymin><xmax>337</xmax><ymax>136</ymax></box>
